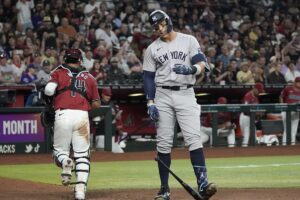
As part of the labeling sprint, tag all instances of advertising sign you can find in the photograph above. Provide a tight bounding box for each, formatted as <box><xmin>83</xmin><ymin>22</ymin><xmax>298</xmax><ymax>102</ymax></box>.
<box><xmin>0</xmin><ymin>143</ymin><xmax>45</xmax><ymax>154</ymax></box>
<box><xmin>0</xmin><ymin>113</ymin><xmax>45</xmax><ymax>143</ymax></box>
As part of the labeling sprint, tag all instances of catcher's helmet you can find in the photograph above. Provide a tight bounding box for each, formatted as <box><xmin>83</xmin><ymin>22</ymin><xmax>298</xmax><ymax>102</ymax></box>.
<box><xmin>149</xmin><ymin>10</ymin><xmax>173</xmax><ymax>33</ymax></box>
<box><xmin>64</xmin><ymin>49</ymin><xmax>82</xmax><ymax>64</ymax></box>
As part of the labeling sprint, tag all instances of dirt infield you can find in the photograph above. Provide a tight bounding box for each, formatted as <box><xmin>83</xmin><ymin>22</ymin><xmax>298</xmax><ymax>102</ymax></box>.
<box><xmin>1</xmin><ymin>146</ymin><xmax>300</xmax><ymax>200</ymax></box>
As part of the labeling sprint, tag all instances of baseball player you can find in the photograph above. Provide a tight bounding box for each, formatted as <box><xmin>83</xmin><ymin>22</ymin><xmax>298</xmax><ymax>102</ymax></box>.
<box><xmin>201</xmin><ymin>97</ymin><xmax>236</xmax><ymax>147</ymax></box>
<box><xmin>44</xmin><ymin>49</ymin><xmax>100</xmax><ymax>200</ymax></box>
<box><xmin>93</xmin><ymin>87</ymin><xmax>126</xmax><ymax>153</ymax></box>
<box><xmin>279</xmin><ymin>77</ymin><xmax>300</xmax><ymax>145</ymax></box>
<box><xmin>239</xmin><ymin>82</ymin><xmax>265</xmax><ymax>147</ymax></box>
<box><xmin>143</xmin><ymin>10</ymin><xmax>217</xmax><ymax>200</ymax></box>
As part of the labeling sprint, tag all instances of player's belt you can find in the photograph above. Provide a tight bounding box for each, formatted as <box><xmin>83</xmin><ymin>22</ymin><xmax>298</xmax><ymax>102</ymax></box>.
<box><xmin>159</xmin><ymin>85</ymin><xmax>193</xmax><ymax>91</ymax></box>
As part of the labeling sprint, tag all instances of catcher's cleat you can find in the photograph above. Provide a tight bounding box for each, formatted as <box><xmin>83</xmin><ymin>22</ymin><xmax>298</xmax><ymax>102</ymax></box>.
<box><xmin>61</xmin><ymin>158</ymin><xmax>73</xmax><ymax>186</ymax></box>
<box><xmin>74</xmin><ymin>191</ymin><xmax>85</xmax><ymax>200</ymax></box>
<box><xmin>154</xmin><ymin>185</ymin><xmax>170</xmax><ymax>200</ymax></box>
<box><xmin>199</xmin><ymin>183</ymin><xmax>217</xmax><ymax>200</ymax></box>
<box><xmin>74</xmin><ymin>184</ymin><xmax>86</xmax><ymax>200</ymax></box>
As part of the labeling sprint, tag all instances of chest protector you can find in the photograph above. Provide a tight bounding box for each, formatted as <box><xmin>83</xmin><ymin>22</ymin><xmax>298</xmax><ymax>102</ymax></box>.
<box><xmin>55</xmin><ymin>64</ymin><xmax>89</xmax><ymax>101</ymax></box>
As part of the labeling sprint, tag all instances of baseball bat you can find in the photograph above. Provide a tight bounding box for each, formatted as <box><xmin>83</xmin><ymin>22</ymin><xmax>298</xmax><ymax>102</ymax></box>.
<box><xmin>155</xmin><ymin>157</ymin><xmax>203</xmax><ymax>200</ymax></box>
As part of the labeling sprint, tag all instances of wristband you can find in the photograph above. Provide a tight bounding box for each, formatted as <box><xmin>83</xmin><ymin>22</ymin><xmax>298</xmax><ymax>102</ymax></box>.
<box><xmin>147</xmin><ymin>100</ymin><xmax>155</xmax><ymax>107</ymax></box>
<box><xmin>193</xmin><ymin>64</ymin><xmax>202</xmax><ymax>75</ymax></box>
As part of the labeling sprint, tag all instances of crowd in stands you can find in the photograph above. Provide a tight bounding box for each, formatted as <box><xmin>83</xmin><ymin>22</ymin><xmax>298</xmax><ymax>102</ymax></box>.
<box><xmin>0</xmin><ymin>0</ymin><xmax>300</xmax><ymax>86</ymax></box>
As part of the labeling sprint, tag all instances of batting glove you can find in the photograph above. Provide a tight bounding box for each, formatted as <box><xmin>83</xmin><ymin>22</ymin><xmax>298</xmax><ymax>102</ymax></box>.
<box><xmin>173</xmin><ymin>64</ymin><xmax>196</xmax><ymax>75</ymax></box>
<box><xmin>147</xmin><ymin>103</ymin><xmax>159</xmax><ymax>122</ymax></box>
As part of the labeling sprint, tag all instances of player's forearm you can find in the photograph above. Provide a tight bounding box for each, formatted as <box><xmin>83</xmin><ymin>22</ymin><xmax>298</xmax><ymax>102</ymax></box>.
<box><xmin>91</xmin><ymin>100</ymin><xmax>101</xmax><ymax>109</ymax></box>
<box><xmin>143</xmin><ymin>70</ymin><xmax>156</xmax><ymax>101</ymax></box>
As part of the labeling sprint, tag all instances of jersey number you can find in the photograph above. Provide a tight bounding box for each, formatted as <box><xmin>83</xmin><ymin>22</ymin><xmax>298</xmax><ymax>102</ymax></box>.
<box><xmin>71</xmin><ymin>79</ymin><xmax>86</xmax><ymax>97</ymax></box>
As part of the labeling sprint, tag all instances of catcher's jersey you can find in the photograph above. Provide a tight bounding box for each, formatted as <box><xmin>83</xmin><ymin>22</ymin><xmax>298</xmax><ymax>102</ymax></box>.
<box><xmin>143</xmin><ymin>32</ymin><xmax>201</xmax><ymax>86</ymax></box>
<box><xmin>280</xmin><ymin>85</ymin><xmax>300</xmax><ymax>104</ymax></box>
<box><xmin>49</xmin><ymin>65</ymin><xmax>100</xmax><ymax>111</ymax></box>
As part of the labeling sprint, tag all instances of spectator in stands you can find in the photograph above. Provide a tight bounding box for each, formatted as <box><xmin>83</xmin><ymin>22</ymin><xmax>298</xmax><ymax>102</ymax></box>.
<box><xmin>11</xmin><ymin>53</ymin><xmax>26</xmax><ymax>77</ymax></box>
<box><xmin>206</xmin><ymin>46</ymin><xmax>217</xmax><ymax>66</ymax></box>
<box><xmin>227</xmin><ymin>31</ymin><xmax>240</xmax><ymax>56</ymax></box>
<box><xmin>31</xmin><ymin>2</ymin><xmax>45</xmax><ymax>30</ymax></box>
<box><xmin>37</xmin><ymin>60</ymin><xmax>52</xmax><ymax>85</ymax></box>
<box><xmin>231</xmin><ymin>48</ymin><xmax>244</xmax><ymax>69</ymax></box>
<box><xmin>20</xmin><ymin>63</ymin><xmax>38</xmax><ymax>84</ymax></box>
<box><xmin>105</xmin><ymin>56</ymin><xmax>126</xmax><ymax>84</ymax></box>
<box><xmin>239</xmin><ymin>82</ymin><xmax>265</xmax><ymax>147</ymax></box>
<box><xmin>267</xmin><ymin>62</ymin><xmax>286</xmax><ymax>84</ymax></box>
<box><xmin>41</xmin><ymin>47</ymin><xmax>56</xmax><ymax>66</ymax></box>
<box><xmin>237</xmin><ymin>61</ymin><xmax>255</xmax><ymax>84</ymax></box>
<box><xmin>250</xmin><ymin>62</ymin><xmax>265</xmax><ymax>83</ymax></box>
<box><xmin>57</xmin><ymin>17</ymin><xmax>77</xmax><ymax>41</ymax></box>
<box><xmin>279</xmin><ymin>77</ymin><xmax>300</xmax><ymax>145</ymax></box>
<box><xmin>211</xmin><ymin>60</ymin><xmax>228</xmax><ymax>85</ymax></box>
<box><xmin>224</xmin><ymin>58</ymin><xmax>238</xmax><ymax>84</ymax></box>
<box><xmin>81</xmin><ymin>46</ymin><xmax>94</xmax><ymax>71</ymax></box>
<box><xmin>31</xmin><ymin>52</ymin><xmax>43</xmax><ymax>71</ymax></box>
<box><xmin>216</xmin><ymin>45</ymin><xmax>231</xmax><ymax>70</ymax></box>
<box><xmin>89</xmin><ymin>59</ymin><xmax>107</xmax><ymax>84</ymax></box>
<box><xmin>84</xmin><ymin>0</ymin><xmax>100</xmax><ymax>26</ymax></box>
<box><xmin>0</xmin><ymin>51</ymin><xmax>19</xmax><ymax>83</ymax></box>
<box><xmin>16</xmin><ymin>0</ymin><xmax>34</xmax><ymax>31</ymax></box>
<box><xmin>4</xmin><ymin>36</ymin><xmax>17</xmax><ymax>58</ymax></box>
<box><xmin>284</xmin><ymin>62</ymin><xmax>300</xmax><ymax>83</ymax></box>
<box><xmin>130</xmin><ymin>22</ymin><xmax>156</xmax><ymax>60</ymax></box>
<box><xmin>38</xmin><ymin>16</ymin><xmax>58</xmax><ymax>50</ymax></box>
<box><xmin>201</xmin><ymin>97</ymin><xmax>236</xmax><ymax>147</ymax></box>
<box><xmin>95</xmin><ymin>23</ymin><xmax>119</xmax><ymax>52</ymax></box>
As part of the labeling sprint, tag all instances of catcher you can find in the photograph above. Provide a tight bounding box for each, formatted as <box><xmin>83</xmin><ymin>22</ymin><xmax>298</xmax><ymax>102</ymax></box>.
<box><xmin>44</xmin><ymin>49</ymin><xmax>100</xmax><ymax>200</ymax></box>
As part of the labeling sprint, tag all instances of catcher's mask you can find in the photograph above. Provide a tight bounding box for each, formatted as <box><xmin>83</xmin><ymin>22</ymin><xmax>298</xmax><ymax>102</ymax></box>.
<box><xmin>149</xmin><ymin>10</ymin><xmax>173</xmax><ymax>33</ymax></box>
<box><xmin>64</xmin><ymin>49</ymin><xmax>82</xmax><ymax>64</ymax></box>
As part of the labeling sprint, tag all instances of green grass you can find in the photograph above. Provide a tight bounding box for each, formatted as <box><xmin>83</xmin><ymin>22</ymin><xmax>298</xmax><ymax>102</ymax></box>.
<box><xmin>0</xmin><ymin>156</ymin><xmax>300</xmax><ymax>190</ymax></box>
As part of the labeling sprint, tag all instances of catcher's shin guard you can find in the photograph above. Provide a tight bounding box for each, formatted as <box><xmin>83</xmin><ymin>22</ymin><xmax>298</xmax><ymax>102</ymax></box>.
<box><xmin>73</xmin><ymin>150</ymin><xmax>90</xmax><ymax>199</ymax></box>
<box><xmin>53</xmin><ymin>150</ymin><xmax>73</xmax><ymax>186</ymax></box>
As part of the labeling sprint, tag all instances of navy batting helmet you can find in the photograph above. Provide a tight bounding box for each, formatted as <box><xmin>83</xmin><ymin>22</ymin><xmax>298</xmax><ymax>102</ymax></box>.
<box><xmin>64</xmin><ymin>49</ymin><xmax>82</xmax><ymax>64</ymax></box>
<box><xmin>149</xmin><ymin>10</ymin><xmax>173</xmax><ymax>33</ymax></box>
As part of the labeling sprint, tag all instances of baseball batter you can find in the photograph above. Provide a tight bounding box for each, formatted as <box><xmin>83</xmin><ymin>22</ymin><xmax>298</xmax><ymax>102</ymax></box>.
<box><xmin>279</xmin><ymin>77</ymin><xmax>300</xmax><ymax>145</ymax></box>
<box><xmin>44</xmin><ymin>49</ymin><xmax>100</xmax><ymax>200</ymax></box>
<box><xmin>239</xmin><ymin>82</ymin><xmax>264</xmax><ymax>147</ymax></box>
<box><xmin>143</xmin><ymin>10</ymin><xmax>217</xmax><ymax>200</ymax></box>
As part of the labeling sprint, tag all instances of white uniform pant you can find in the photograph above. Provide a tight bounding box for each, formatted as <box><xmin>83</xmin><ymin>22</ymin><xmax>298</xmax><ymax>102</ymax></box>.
<box><xmin>155</xmin><ymin>87</ymin><xmax>202</xmax><ymax>153</ymax></box>
<box><xmin>281</xmin><ymin>111</ymin><xmax>299</xmax><ymax>145</ymax></box>
<box><xmin>53</xmin><ymin>109</ymin><xmax>90</xmax><ymax>153</ymax></box>
<box><xmin>201</xmin><ymin>126</ymin><xmax>236</xmax><ymax>147</ymax></box>
<box><xmin>239</xmin><ymin>113</ymin><xmax>253</xmax><ymax>147</ymax></box>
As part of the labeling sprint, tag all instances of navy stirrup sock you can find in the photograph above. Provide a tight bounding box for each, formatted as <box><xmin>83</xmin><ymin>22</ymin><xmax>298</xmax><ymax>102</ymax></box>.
<box><xmin>157</xmin><ymin>152</ymin><xmax>171</xmax><ymax>187</ymax></box>
<box><xmin>190</xmin><ymin>148</ymin><xmax>208</xmax><ymax>191</ymax></box>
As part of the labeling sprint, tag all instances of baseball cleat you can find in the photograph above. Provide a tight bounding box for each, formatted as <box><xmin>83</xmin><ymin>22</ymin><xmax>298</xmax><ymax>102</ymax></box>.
<box><xmin>154</xmin><ymin>185</ymin><xmax>170</xmax><ymax>200</ymax></box>
<box><xmin>199</xmin><ymin>183</ymin><xmax>217</xmax><ymax>200</ymax></box>
<box><xmin>74</xmin><ymin>184</ymin><xmax>86</xmax><ymax>200</ymax></box>
<box><xmin>61</xmin><ymin>158</ymin><xmax>73</xmax><ymax>186</ymax></box>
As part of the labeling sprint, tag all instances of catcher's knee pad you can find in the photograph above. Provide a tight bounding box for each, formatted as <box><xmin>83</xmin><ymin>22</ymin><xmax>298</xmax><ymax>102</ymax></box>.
<box><xmin>53</xmin><ymin>149</ymin><xmax>70</xmax><ymax>168</ymax></box>
<box><xmin>74</xmin><ymin>150</ymin><xmax>90</xmax><ymax>184</ymax></box>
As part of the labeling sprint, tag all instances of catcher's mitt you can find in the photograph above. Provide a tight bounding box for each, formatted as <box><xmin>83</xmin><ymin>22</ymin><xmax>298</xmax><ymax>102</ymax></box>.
<box><xmin>41</xmin><ymin>105</ymin><xmax>55</xmax><ymax>128</ymax></box>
